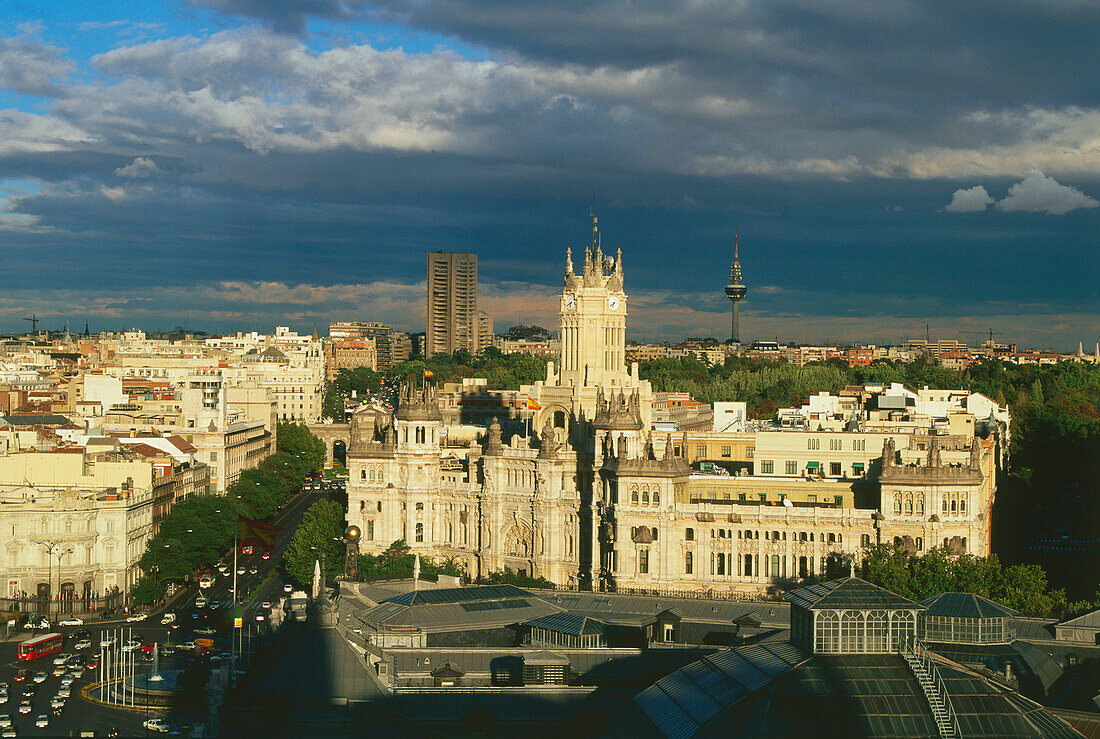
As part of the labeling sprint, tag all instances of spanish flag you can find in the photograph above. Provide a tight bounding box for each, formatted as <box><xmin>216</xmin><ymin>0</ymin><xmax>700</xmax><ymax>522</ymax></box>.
<box><xmin>238</xmin><ymin>515</ymin><xmax>281</xmax><ymax>552</ymax></box>
<box><xmin>527</xmin><ymin>398</ymin><xmax>541</xmax><ymax>410</ymax></box>
<box><xmin>423</xmin><ymin>369</ymin><xmax>434</xmax><ymax>378</ymax></box>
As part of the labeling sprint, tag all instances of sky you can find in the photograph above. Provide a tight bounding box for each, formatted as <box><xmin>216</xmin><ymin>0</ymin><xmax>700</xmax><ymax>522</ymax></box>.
<box><xmin>1</xmin><ymin>1</ymin><xmax>1099</xmax><ymax>349</ymax></box>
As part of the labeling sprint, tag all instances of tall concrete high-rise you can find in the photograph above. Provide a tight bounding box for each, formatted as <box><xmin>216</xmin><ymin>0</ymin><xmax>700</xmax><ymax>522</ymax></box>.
<box><xmin>427</xmin><ymin>252</ymin><xmax>481</xmax><ymax>356</ymax></box>
<box><xmin>724</xmin><ymin>234</ymin><xmax>747</xmax><ymax>343</ymax></box>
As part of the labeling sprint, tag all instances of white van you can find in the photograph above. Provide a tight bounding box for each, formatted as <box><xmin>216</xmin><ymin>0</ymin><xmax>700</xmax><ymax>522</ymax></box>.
<box><xmin>160</xmin><ymin>612</ymin><xmax>176</xmax><ymax>625</ymax></box>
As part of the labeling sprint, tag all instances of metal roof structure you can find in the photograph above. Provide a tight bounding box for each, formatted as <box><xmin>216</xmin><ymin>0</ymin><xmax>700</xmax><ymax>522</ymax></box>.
<box><xmin>1058</xmin><ymin>606</ymin><xmax>1100</xmax><ymax>629</ymax></box>
<box><xmin>928</xmin><ymin>640</ymin><xmax>1064</xmax><ymax>695</ymax></box>
<box><xmin>383</xmin><ymin>584</ymin><xmax>531</xmax><ymax>606</ymax></box>
<box><xmin>921</xmin><ymin>592</ymin><xmax>1019</xmax><ymax>619</ymax></box>
<box><xmin>522</xmin><ymin>612</ymin><xmax>610</xmax><ymax>637</ymax></box>
<box><xmin>785</xmin><ymin>577</ymin><xmax>923</xmax><ymax>611</ymax></box>
<box><xmin>628</xmin><ymin>647</ymin><xmax>1083</xmax><ymax>739</ymax></box>
<box><xmin>633</xmin><ymin>642</ymin><xmax>809</xmax><ymax>739</ymax></box>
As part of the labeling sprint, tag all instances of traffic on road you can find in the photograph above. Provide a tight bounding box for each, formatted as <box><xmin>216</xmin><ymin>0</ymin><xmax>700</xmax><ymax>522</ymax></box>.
<box><xmin>0</xmin><ymin>478</ymin><xmax>342</xmax><ymax>737</ymax></box>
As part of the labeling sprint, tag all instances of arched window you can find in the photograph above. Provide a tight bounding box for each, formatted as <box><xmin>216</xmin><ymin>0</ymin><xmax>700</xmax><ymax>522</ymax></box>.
<box><xmin>950</xmin><ymin>499</ymin><xmax>957</xmax><ymax>514</ymax></box>
<box><xmin>841</xmin><ymin>610</ymin><xmax>864</xmax><ymax>653</ymax></box>
<box><xmin>642</xmin><ymin>490</ymin><xmax>649</xmax><ymax>504</ymax></box>
<box><xmin>553</xmin><ymin>411</ymin><xmax>566</xmax><ymax>428</ymax></box>
<box><xmin>904</xmin><ymin>497</ymin><xmax>913</xmax><ymax>515</ymax></box>
<box><xmin>916</xmin><ymin>497</ymin><xmax>924</xmax><ymax>515</ymax></box>
<box><xmin>652</xmin><ymin>491</ymin><xmax>659</xmax><ymax>505</ymax></box>
<box><xmin>893</xmin><ymin>496</ymin><xmax>902</xmax><ymax>515</ymax></box>
<box><xmin>415</xmin><ymin>523</ymin><xmax>423</xmax><ymax>542</ymax></box>
<box><xmin>631</xmin><ymin>489</ymin><xmax>639</xmax><ymax>504</ymax></box>
<box><xmin>369</xmin><ymin>469</ymin><xmax>375</xmax><ymax>481</ymax></box>
<box><xmin>942</xmin><ymin>499</ymin><xmax>949</xmax><ymax>514</ymax></box>
<box><xmin>959</xmin><ymin>498</ymin><xmax>966</xmax><ymax>514</ymax></box>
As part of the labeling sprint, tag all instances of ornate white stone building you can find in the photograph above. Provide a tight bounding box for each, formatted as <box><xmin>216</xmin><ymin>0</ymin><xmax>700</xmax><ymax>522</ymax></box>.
<box><xmin>345</xmin><ymin>228</ymin><xmax>998</xmax><ymax>596</ymax></box>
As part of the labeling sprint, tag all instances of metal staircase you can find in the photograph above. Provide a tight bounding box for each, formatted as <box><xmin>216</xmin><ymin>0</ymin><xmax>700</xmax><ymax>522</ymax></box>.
<box><xmin>900</xmin><ymin>636</ymin><xmax>961</xmax><ymax>739</ymax></box>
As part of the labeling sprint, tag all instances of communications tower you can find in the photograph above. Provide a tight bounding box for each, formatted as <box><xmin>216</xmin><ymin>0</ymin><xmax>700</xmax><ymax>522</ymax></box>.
<box><xmin>724</xmin><ymin>233</ymin><xmax>747</xmax><ymax>343</ymax></box>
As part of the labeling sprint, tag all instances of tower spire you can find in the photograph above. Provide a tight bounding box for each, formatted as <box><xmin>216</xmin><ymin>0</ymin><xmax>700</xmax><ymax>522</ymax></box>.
<box><xmin>724</xmin><ymin>231</ymin><xmax>747</xmax><ymax>344</ymax></box>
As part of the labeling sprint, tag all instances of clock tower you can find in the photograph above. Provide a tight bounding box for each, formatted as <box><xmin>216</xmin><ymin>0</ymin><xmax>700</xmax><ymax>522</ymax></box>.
<box><xmin>560</xmin><ymin>211</ymin><xmax>628</xmax><ymax>389</ymax></box>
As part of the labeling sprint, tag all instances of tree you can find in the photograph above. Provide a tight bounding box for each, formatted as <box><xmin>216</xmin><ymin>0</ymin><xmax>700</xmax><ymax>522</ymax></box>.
<box><xmin>284</xmin><ymin>499</ymin><xmax>346</xmax><ymax>585</ymax></box>
<box><xmin>355</xmin><ymin>539</ymin><xmax>466</xmax><ymax>583</ymax></box>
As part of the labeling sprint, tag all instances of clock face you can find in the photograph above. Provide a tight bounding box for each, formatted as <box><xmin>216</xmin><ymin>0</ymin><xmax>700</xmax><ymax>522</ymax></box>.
<box><xmin>564</xmin><ymin>295</ymin><xmax>576</xmax><ymax>310</ymax></box>
<box><xmin>607</xmin><ymin>295</ymin><xmax>620</xmax><ymax>311</ymax></box>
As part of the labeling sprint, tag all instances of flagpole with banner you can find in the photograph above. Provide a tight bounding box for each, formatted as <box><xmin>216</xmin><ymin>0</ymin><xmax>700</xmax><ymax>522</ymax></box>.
<box><xmin>525</xmin><ymin>397</ymin><xmax>541</xmax><ymax>444</ymax></box>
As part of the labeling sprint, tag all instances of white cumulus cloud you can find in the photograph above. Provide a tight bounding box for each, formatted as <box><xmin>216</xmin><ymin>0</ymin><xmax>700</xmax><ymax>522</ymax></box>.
<box><xmin>114</xmin><ymin>156</ymin><xmax>161</xmax><ymax>178</ymax></box>
<box><xmin>944</xmin><ymin>185</ymin><xmax>994</xmax><ymax>212</ymax></box>
<box><xmin>997</xmin><ymin>170</ymin><xmax>1098</xmax><ymax>215</ymax></box>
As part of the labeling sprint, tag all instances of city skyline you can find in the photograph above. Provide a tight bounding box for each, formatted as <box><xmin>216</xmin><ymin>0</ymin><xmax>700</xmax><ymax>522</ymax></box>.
<box><xmin>2</xmin><ymin>3</ymin><xmax>1100</xmax><ymax>348</ymax></box>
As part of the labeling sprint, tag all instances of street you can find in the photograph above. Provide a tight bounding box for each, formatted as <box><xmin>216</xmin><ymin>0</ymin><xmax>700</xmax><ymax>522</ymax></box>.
<box><xmin>0</xmin><ymin>485</ymin><xmax>330</xmax><ymax>737</ymax></box>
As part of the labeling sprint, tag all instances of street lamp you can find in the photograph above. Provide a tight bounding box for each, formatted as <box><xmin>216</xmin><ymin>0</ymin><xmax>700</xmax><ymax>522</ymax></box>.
<box><xmin>35</xmin><ymin>540</ymin><xmax>72</xmax><ymax>622</ymax></box>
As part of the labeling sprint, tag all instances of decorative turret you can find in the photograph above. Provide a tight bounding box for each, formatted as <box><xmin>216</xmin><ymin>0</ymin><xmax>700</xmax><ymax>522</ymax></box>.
<box><xmin>394</xmin><ymin>379</ymin><xmax>442</xmax><ymax>422</ymax></box>
<box><xmin>724</xmin><ymin>232</ymin><xmax>747</xmax><ymax>343</ymax></box>
<box><xmin>593</xmin><ymin>387</ymin><xmax>644</xmax><ymax>430</ymax></box>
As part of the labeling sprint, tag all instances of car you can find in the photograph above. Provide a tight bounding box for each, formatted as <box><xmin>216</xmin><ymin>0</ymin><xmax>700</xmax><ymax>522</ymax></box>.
<box><xmin>56</xmin><ymin>687</ymin><xmax>69</xmax><ymax>699</ymax></box>
<box><xmin>195</xmin><ymin>626</ymin><xmax>217</xmax><ymax>636</ymax></box>
<box><xmin>73</xmin><ymin>628</ymin><xmax>91</xmax><ymax>639</ymax></box>
<box><xmin>255</xmin><ymin>613</ymin><xmax>266</xmax><ymax>622</ymax></box>
<box><xmin>262</xmin><ymin>553</ymin><xmax>270</xmax><ymax>560</ymax></box>
<box><xmin>34</xmin><ymin>714</ymin><xmax>48</xmax><ymax>728</ymax></box>
<box><xmin>49</xmin><ymin>698</ymin><xmax>64</xmax><ymax>710</ymax></box>
<box><xmin>66</xmin><ymin>654</ymin><xmax>84</xmax><ymax>666</ymax></box>
<box><xmin>194</xmin><ymin>597</ymin><xmax>207</xmax><ymax>609</ymax></box>
<box><xmin>283</xmin><ymin>584</ymin><xmax>293</xmax><ymax>593</ymax></box>
<box><xmin>236</xmin><ymin>567</ymin><xmax>246</xmax><ymax>575</ymax></box>
<box><xmin>32</xmin><ymin>672</ymin><xmax>46</xmax><ymax>684</ymax></box>
<box><xmin>58</xmin><ymin>617</ymin><xmax>83</xmax><ymax>626</ymax></box>
<box><xmin>0</xmin><ymin>715</ymin><xmax>10</xmax><ymax>728</ymax></box>
<box><xmin>17</xmin><ymin>702</ymin><xmax>31</xmax><ymax>715</ymax></box>
<box><xmin>121</xmin><ymin>641</ymin><xmax>142</xmax><ymax>653</ymax></box>
<box><xmin>13</xmin><ymin>671</ymin><xmax>28</xmax><ymax>683</ymax></box>
<box><xmin>73</xmin><ymin>638</ymin><xmax>91</xmax><ymax>650</ymax></box>
<box><xmin>249</xmin><ymin>567</ymin><xmax>258</xmax><ymax>575</ymax></box>
<box><xmin>1</xmin><ymin>728</ymin><xmax>14</xmax><ymax>738</ymax></box>
<box><xmin>20</xmin><ymin>684</ymin><xmax>35</xmax><ymax>698</ymax></box>
<box><xmin>52</xmin><ymin>653</ymin><xmax>72</xmax><ymax>666</ymax></box>
<box><xmin>160</xmin><ymin>612</ymin><xmax>176</xmax><ymax>625</ymax></box>
<box><xmin>143</xmin><ymin>718</ymin><xmax>169</xmax><ymax>732</ymax></box>
<box><xmin>59</xmin><ymin>676</ymin><xmax>73</xmax><ymax>688</ymax></box>
<box><xmin>99</xmin><ymin>635</ymin><xmax>116</xmax><ymax>647</ymax></box>
<box><xmin>260</xmin><ymin>601</ymin><xmax>272</xmax><ymax>609</ymax></box>
<box><xmin>208</xmin><ymin>600</ymin><xmax>221</xmax><ymax>610</ymax></box>
<box><xmin>85</xmin><ymin>659</ymin><xmax>98</xmax><ymax>670</ymax></box>
<box><xmin>69</xmin><ymin>667</ymin><xmax>83</xmax><ymax>679</ymax></box>
<box><xmin>177</xmin><ymin>642</ymin><xmax>197</xmax><ymax>652</ymax></box>
<box><xmin>0</xmin><ymin>685</ymin><xmax>7</xmax><ymax>701</ymax></box>
<box><xmin>139</xmin><ymin>643</ymin><xmax>157</xmax><ymax>653</ymax></box>
<box><xmin>126</xmin><ymin>613</ymin><xmax>148</xmax><ymax>622</ymax></box>
<box><xmin>51</xmin><ymin>665</ymin><xmax>66</xmax><ymax>677</ymax></box>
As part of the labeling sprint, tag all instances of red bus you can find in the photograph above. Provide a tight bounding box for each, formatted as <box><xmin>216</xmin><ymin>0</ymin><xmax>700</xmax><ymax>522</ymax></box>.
<box><xmin>18</xmin><ymin>633</ymin><xmax>62</xmax><ymax>661</ymax></box>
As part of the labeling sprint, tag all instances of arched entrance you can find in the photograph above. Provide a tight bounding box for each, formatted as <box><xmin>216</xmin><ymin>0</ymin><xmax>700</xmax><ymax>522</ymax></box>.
<box><xmin>333</xmin><ymin>439</ymin><xmax>347</xmax><ymax>467</ymax></box>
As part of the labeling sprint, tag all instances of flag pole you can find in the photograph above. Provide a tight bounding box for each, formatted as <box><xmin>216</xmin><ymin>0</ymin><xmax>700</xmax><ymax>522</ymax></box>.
<box><xmin>231</xmin><ymin>519</ymin><xmax>238</xmax><ymax>688</ymax></box>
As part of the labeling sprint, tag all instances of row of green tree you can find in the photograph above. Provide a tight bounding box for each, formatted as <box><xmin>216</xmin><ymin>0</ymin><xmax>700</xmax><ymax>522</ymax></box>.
<box><xmin>858</xmin><ymin>545</ymin><xmax>1100</xmax><ymax>618</ymax></box>
<box><xmin>391</xmin><ymin>347</ymin><xmax>547</xmax><ymax>390</ymax></box>
<box><xmin>322</xmin><ymin>366</ymin><xmax>384</xmax><ymax>420</ymax></box>
<box><xmin>131</xmin><ymin>423</ymin><xmax>326</xmax><ymax>604</ymax></box>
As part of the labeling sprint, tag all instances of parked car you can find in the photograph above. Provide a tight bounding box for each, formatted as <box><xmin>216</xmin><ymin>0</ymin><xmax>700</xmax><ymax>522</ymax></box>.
<box><xmin>58</xmin><ymin>617</ymin><xmax>83</xmax><ymax>626</ymax></box>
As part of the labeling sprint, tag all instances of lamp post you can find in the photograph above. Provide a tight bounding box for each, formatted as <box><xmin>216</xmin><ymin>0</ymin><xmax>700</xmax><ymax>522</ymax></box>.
<box><xmin>35</xmin><ymin>540</ymin><xmax>71</xmax><ymax>622</ymax></box>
